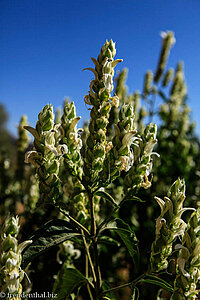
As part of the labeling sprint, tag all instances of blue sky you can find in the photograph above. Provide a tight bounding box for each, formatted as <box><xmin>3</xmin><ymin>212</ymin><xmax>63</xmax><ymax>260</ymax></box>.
<box><xmin>1</xmin><ymin>0</ymin><xmax>200</xmax><ymax>136</ymax></box>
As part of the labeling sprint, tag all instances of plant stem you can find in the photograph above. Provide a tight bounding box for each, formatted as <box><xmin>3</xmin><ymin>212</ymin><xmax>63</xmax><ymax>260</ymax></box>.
<box><xmin>89</xmin><ymin>191</ymin><xmax>102</xmax><ymax>297</ymax></box>
<box><xmin>101</xmin><ymin>274</ymin><xmax>145</xmax><ymax>295</ymax></box>
<box><xmin>97</xmin><ymin>197</ymin><xmax>127</xmax><ymax>233</ymax></box>
<box><xmin>102</xmin><ymin>282</ymin><xmax>132</xmax><ymax>295</ymax></box>
<box><xmin>82</xmin><ymin>230</ymin><xmax>97</xmax><ymax>284</ymax></box>
<box><xmin>56</xmin><ymin>206</ymin><xmax>90</xmax><ymax>237</ymax></box>
<box><xmin>85</xmin><ymin>254</ymin><xmax>94</xmax><ymax>300</ymax></box>
<box><xmin>92</xmin><ymin>237</ymin><xmax>102</xmax><ymax>292</ymax></box>
<box><xmin>89</xmin><ymin>191</ymin><xmax>96</xmax><ymax>237</ymax></box>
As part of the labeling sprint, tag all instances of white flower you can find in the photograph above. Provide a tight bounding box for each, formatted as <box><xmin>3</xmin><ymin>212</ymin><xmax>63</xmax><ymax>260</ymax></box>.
<box><xmin>9</xmin><ymin>268</ymin><xmax>19</xmax><ymax>279</ymax></box>
<box><xmin>63</xmin><ymin>241</ymin><xmax>81</xmax><ymax>259</ymax></box>
<box><xmin>110</xmin><ymin>96</ymin><xmax>119</xmax><ymax>108</ymax></box>
<box><xmin>155</xmin><ymin>217</ymin><xmax>166</xmax><ymax>235</ymax></box>
<box><xmin>7</xmin><ymin>278</ymin><xmax>20</xmax><ymax>293</ymax></box>
<box><xmin>175</xmin><ymin>244</ymin><xmax>190</xmax><ymax>278</ymax></box>
<box><xmin>24</xmin><ymin>151</ymin><xmax>41</xmax><ymax>167</ymax></box>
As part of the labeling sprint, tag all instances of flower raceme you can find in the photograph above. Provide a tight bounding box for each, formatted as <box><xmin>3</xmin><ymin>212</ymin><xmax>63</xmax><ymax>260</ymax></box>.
<box><xmin>150</xmin><ymin>179</ymin><xmax>194</xmax><ymax>273</ymax></box>
<box><xmin>25</xmin><ymin>104</ymin><xmax>68</xmax><ymax>205</ymax></box>
<box><xmin>0</xmin><ymin>216</ymin><xmax>32</xmax><ymax>297</ymax></box>
<box><xmin>83</xmin><ymin>39</ymin><xmax>123</xmax><ymax>184</ymax></box>
<box><xmin>172</xmin><ymin>209</ymin><xmax>200</xmax><ymax>299</ymax></box>
<box><xmin>24</xmin><ymin>40</ymin><xmax>159</xmax><ymax>204</ymax></box>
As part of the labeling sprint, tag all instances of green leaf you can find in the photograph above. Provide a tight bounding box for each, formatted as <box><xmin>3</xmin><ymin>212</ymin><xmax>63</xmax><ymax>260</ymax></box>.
<box><xmin>102</xmin><ymin>281</ymin><xmax>115</xmax><ymax>300</ymax></box>
<box><xmin>95</xmin><ymin>190</ymin><xmax>119</xmax><ymax>208</ymax></box>
<box><xmin>138</xmin><ymin>275</ymin><xmax>173</xmax><ymax>293</ymax></box>
<box><xmin>98</xmin><ymin>235</ymin><xmax>120</xmax><ymax>246</ymax></box>
<box><xmin>53</xmin><ymin>265</ymin><xmax>88</xmax><ymax>300</ymax></box>
<box><xmin>21</xmin><ymin>219</ymin><xmax>81</xmax><ymax>268</ymax></box>
<box><xmin>108</xmin><ymin>218</ymin><xmax>139</xmax><ymax>269</ymax></box>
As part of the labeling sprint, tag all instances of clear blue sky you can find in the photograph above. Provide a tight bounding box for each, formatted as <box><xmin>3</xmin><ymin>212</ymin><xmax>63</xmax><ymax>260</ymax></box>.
<box><xmin>1</xmin><ymin>0</ymin><xmax>200</xmax><ymax>136</ymax></box>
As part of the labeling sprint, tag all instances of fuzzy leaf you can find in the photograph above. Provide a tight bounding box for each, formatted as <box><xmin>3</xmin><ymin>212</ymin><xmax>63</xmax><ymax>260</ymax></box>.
<box><xmin>21</xmin><ymin>219</ymin><xmax>81</xmax><ymax>268</ymax></box>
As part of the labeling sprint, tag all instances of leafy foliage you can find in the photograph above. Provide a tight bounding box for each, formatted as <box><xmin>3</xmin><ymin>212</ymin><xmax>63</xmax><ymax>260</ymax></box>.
<box><xmin>22</xmin><ymin>219</ymin><xmax>81</xmax><ymax>268</ymax></box>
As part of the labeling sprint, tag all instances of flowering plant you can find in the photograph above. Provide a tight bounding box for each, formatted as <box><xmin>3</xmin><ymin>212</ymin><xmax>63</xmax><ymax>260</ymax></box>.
<box><xmin>0</xmin><ymin>33</ymin><xmax>200</xmax><ymax>300</ymax></box>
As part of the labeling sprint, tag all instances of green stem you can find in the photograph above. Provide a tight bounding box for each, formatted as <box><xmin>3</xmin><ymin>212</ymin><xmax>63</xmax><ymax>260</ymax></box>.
<box><xmin>89</xmin><ymin>191</ymin><xmax>96</xmax><ymax>237</ymax></box>
<box><xmin>101</xmin><ymin>274</ymin><xmax>145</xmax><ymax>295</ymax></box>
<box><xmin>97</xmin><ymin>197</ymin><xmax>127</xmax><ymax>233</ymax></box>
<box><xmin>89</xmin><ymin>191</ymin><xmax>102</xmax><ymax>297</ymax></box>
<box><xmin>102</xmin><ymin>282</ymin><xmax>132</xmax><ymax>295</ymax></box>
<box><xmin>56</xmin><ymin>206</ymin><xmax>90</xmax><ymax>237</ymax></box>
<box><xmin>93</xmin><ymin>237</ymin><xmax>102</xmax><ymax>293</ymax></box>
<box><xmin>82</xmin><ymin>230</ymin><xmax>97</xmax><ymax>284</ymax></box>
<box><xmin>85</xmin><ymin>254</ymin><xmax>94</xmax><ymax>300</ymax></box>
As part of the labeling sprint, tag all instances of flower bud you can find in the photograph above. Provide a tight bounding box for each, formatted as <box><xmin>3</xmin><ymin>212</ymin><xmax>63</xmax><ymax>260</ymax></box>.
<box><xmin>3</xmin><ymin>216</ymin><xmax>20</xmax><ymax>237</ymax></box>
<box><xmin>2</xmin><ymin>235</ymin><xmax>18</xmax><ymax>252</ymax></box>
